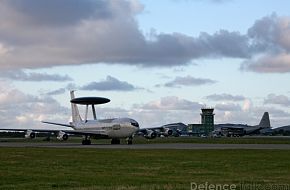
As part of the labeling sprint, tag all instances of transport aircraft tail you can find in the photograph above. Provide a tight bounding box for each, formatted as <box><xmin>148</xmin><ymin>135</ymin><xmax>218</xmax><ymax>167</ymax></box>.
<box><xmin>258</xmin><ymin>112</ymin><xmax>271</xmax><ymax>129</ymax></box>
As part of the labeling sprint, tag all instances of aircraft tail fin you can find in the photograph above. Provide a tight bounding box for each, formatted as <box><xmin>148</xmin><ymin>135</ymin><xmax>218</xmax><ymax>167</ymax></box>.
<box><xmin>70</xmin><ymin>90</ymin><xmax>82</xmax><ymax>123</ymax></box>
<box><xmin>258</xmin><ymin>112</ymin><xmax>271</xmax><ymax>129</ymax></box>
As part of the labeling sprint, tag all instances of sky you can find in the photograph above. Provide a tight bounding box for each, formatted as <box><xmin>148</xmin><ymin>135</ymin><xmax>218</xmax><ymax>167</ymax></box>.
<box><xmin>0</xmin><ymin>0</ymin><xmax>290</xmax><ymax>129</ymax></box>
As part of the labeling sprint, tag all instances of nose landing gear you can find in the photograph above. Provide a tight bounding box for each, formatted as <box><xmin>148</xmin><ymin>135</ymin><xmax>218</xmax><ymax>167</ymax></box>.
<box><xmin>111</xmin><ymin>138</ymin><xmax>120</xmax><ymax>144</ymax></box>
<box><xmin>126</xmin><ymin>137</ymin><xmax>133</xmax><ymax>145</ymax></box>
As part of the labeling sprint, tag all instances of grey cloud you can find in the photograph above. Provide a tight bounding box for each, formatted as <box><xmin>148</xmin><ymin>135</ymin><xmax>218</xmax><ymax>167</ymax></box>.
<box><xmin>269</xmin><ymin>109</ymin><xmax>290</xmax><ymax>118</ymax></box>
<box><xmin>139</xmin><ymin>96</ymin><xmax>204</xmax><ymax>111</ymax></box>
<box><xmin>0</xmin><ymin>70</ymin><xmax>72</xmax><ymax>81</ymax></box>
<box><xmin>215</xmin><ymin>103</ymin><xmax>241</xmax><ymax>111</ymax></box>
<box><xmin>45</xmin><ymin>88</ymin><xmax>66</xmax><ymax>96</ymax></box>
<box><xmin>139</xmin><ymin>31</ymin><xmax>250</xmax><ymax>67</ymax></box>
<box><xmin>0</xmin><ymin>0</ymin><xmax>250</xmax><ymax>70</ymax></box>
<box><xmin>131</xmin><ymin>96</ymin><xmax>204</xmax><ymax>126</ymax></box>
<box><xmin>80</xmin><ymin>76</ymin><xmax>138</xmax><ymax>91</ymax></box>
<box><xmin>247</xmin><ymin>13</ymin><xmax>289</xmax><ymax>52</ymax></box>
<box><xmin>0</xmin><ymin>85</ymin><xmax>69</xmax><ymax>128</ymax></box>
<box><xmin>242</xmin><ymin>14</ymin><xmax>290</xmax><ymax>73</ymax></box>
<box><xmin>206</xmin><ymin>93</ymin><xmax>246</xmax><ymax>101</ymax></box>
<box><xmin>241</xmin><ymin>53</ymin><xmax>290</xmax><ymax>73</ymax></box>
<box><xmin>199</xmin><ymin>30</ymin><xmax>250</xmax><ymax>58</ymax></box>
<box><xmin>162</xmin><ymin>75</ymin><xmax>216</xmax><ymax>88</ymax></box>
<box><xmin>2</xmin><ymin>0</ymin><xmax>111</xmax><ymax>27</ymax></box>
<box><xmin>0</xmin><ymin>1</ymin><xmax>289</xmax><ymax>74</ymax></box>
<box><xmin>264</xmin><ymin>94</ymin><xmax>290</xmax><ymax>106</ymax></box>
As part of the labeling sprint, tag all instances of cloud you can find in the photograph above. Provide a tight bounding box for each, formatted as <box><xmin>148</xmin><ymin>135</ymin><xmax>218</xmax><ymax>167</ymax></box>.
<box><xmin>1</xmin><ymin>0</ymin><xmax>111</xmax><ymax>27</ymax></box>
<box><xmin>241</xmin><ymin>53</ymin><xmax>290</xmax><ymax>73</ymax></box>
<box><xmin>0</xmin><ymin>82</ymin><xmax>69</xmax><ymax>129</ymax></box>
<box><xmin>241</xmin><ymin>14</ymin><xmax>290</xmax><ymax>73</ymax></box>
<box><xmin>160</xmin><ymin>75</ymin><xmax>216</xmax><ymax>88</ymax></box>
<box><xmin>0</xmin><ymin>1</ymin><xmax>289</xmax><ymax>73</ymax></box>
<box><xmin>0</xmin><ymin>70</ymin><xmax>73</xmax><ymax>81</ymax></box>
<box><xmin>138</xmin><ymin>96</ymin><xmax>204</xmax><ymax>111</ymax></box>
<box><xmin>248</xmin><ymin>13</ymin><xmax>290</xmax><ymax>52</ymax></box>
<box><xmin>215</xmin><ymin>103</ymin><xmax>241</xmax><ymax>111</ymax></box>
<box><xmin>242</xmin><ymin>99</ymin><xmax>252</xmax><ymax>112</ymax></box>
<box><xmin>45</xmin><ymin>88</ymin><xmax>66</xmax><ymax>96</ymax></box>
<box><xmin>264</xmin><ymin>93</ymin><xmax>290</xmax><ymax>106</ymax></box>
<box><xmin>80</xmin><ymin>76</ymin><xmax>138</xmax><ymax>91</ymax></box>
<box><xmin>0</xmin><ymin>43</ymin><xmax>10</xmax><ymax>56</ymax></box>
<box><xmin>0</xmin><ymin>0</ymin><xmax>251</xmax><ymax>70</ymax></box>
<box><xmin>206</xmin><ymin>93</ymin><xmax>246</xmax><ymax>101</ymax></box>
<box><xmin>131</xmin><ymin>96</ymin><xmax>204</xmax><ymax>126</ymax></box>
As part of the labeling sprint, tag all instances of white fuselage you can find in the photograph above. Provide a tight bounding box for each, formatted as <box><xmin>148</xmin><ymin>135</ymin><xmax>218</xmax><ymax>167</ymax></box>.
<box><xmin>73</xmin><ymin>118</ymin><xmax>139</xmax><ymax>138</ymax></box>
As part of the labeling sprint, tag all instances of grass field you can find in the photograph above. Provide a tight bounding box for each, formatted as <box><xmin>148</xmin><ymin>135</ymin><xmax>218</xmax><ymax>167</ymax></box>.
<box><xmin>0</xmin><ymin>148</ymin><xmax>290</xmax><ymax>190</ymax></box>
<box><xmin>1</xmin><ymin>136</ymin><xmax>290</xmax><ymax>144</ymax></box>
<box><xmin>133</xmin><ymin>136</ymin><xmax>290</xmax><ymax>144</ymax></box>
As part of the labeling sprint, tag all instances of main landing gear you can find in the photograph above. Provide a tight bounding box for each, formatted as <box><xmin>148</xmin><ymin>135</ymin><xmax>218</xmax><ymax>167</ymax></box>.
<box><xmin>127</xmin><ymin>137</ymin><xmax>133</xmax><ymax>145</ymax></box>
<box><xmin>111</xmin><ymin>138</ymin><xmax>120</xmax><ymax>144</ymax></box>
<box><xmin>82</xmin><ymin>135</ymin><xmax>91</xmax><ymax>145</ymax></box>
<box><xmin>110</xmin><ymin>137</ymin><xmax>133</xmax><ymax>145</ymax></box>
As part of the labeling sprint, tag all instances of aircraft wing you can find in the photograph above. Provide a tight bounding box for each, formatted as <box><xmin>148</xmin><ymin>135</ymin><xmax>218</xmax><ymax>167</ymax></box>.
<box><xmin>62</xmin><ymin>130</ymin><xmax>109</xmax><ymax>139</ymax></box>
<box><xmin>221</xmin><ymin>126</ymin><xmax>244</xmax><ymax>130</ymax></box>
<box><xmin>138</xmin><ymin>127</ymin><xmax>167</xmax><ymax>132</ymax></box>
<box><xmin>0</xmin><ymin>128</ymin><xmax>109</xmax><ymax>139</ymax></box>
<box><xmin>41</xmin><ymin>121</ymin><xmax>109</xmax><ymax>138</ymax></box>
<box><xmin>41</xmin><ymin>121</ymin><xmax>74</xmax><ymax>128</ymax></box>
<box><xmin>0</xmin><ymin>128</ymin><xmax>63</xmax><ymax>133</ymax></box>
<box><xmin>0</xmin><ymin>128</ymin><xmax>70</xmax><ymax>139</ymax></box>
<box><xmin>244</xmin><ymin>127</ymin><xmax>263</xmax><ymax>135</ymax></box>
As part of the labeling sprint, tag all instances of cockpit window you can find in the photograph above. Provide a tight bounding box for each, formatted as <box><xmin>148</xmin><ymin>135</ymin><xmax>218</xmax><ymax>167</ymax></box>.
<box><xmin>131</xmin><ymin>122</ymin><xmax>139</xmax><ymax>128</ymax></box>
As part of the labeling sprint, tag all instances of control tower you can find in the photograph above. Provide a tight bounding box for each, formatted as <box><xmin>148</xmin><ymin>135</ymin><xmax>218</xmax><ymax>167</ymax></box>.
<box><xmin>201</xmin><ymin>108</ymin><xmax>215</xmax><ymax>135</ymax></box>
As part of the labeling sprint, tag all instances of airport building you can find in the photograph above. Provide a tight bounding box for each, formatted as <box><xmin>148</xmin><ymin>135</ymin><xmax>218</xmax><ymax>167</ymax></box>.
<box><xmin>188</xmin><ymin>108</ymin><xmax>215</xmax><ymax>136</ymax></box>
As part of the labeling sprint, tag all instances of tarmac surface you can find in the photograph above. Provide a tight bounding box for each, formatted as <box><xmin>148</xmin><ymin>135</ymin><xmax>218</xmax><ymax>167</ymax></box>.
<box><xmin>1</xmin><ymin>142</ymin><xmax>290</xmax><ymax>149</ymax></box>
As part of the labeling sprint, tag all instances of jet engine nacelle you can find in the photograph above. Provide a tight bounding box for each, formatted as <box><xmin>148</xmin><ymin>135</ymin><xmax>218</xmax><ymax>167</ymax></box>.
<box><xmin>57</xmin><ymin>131</ymin><xmax>68</xmax><ymax>141</ymax></box>
<box><xmin>144</xmin><ymin>130</ymin><xmax>157</xmax><ymax>139</ymax></box>
<box><xmin>163</xmin><ymin>128</ymin><xmax>173</xmax><ymax>136</ymax></box>
<box><xmin>173</xmin><ymin>129</ymin><xmax>182</xmax><ymax>137</ymax></box>
<box><xmin>25</xmin><ymin>130</ymin><xmax>36</xmax><ymax>139</ymax></box>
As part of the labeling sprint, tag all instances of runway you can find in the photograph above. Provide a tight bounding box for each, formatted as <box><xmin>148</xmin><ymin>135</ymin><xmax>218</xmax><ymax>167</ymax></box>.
<box><xmin>1</xmin><ymin>142</ymin><xmax>290</xmax><ymax>149</ymax></box>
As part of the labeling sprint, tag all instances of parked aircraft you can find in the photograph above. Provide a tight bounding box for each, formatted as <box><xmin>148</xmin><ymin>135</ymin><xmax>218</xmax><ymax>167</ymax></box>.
<box><xmin>214</xmin><ymin>112</ymin><xmax>271</xmax><ymax>137</ymax></box>
<box><xmin>1</xmin><ymin>91</ymin><xmax>139</xmax><ymax>145</ymax></box>
<box><xmin>138</xmin><ymin>122</ymin><xmax>190</xmax><ymax>139</ymax></box>
<box><xmin>137</xmin><ymin>127</ymin><xmax>171</xmax><ymax>139</ymax></box>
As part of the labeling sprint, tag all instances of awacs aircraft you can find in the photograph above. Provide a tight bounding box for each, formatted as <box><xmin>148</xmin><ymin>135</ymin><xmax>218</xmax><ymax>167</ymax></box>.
<box><xmin>1</xmin><ymin>91</ymin><xmax>139</xmax><ymax>145</ymax></box>
<box><xmin>214</xmin><ymin>112</ymin><xmax>271</xmax><ymax>137</ymax></box>
<box><xmin>43</xmin><ymin>91</ymin><xmax>139</xmax><ymax>144</ymax></box>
